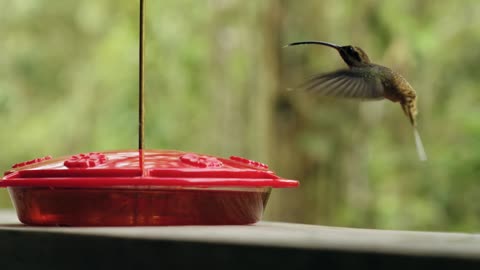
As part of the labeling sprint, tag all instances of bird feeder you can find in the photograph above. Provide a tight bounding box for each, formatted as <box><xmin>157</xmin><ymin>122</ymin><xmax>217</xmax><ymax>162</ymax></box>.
<box><xmin>0</xmin><ymin>1</ymin><xmax>299</xmax><ymax>226</ymax></box>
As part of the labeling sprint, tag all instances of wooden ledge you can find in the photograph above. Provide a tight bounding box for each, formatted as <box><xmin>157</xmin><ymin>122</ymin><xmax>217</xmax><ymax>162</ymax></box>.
<box><xmin>0</xmin><ymin>210</ymin><xmax>479</xmax><ymax>269</ymax></box>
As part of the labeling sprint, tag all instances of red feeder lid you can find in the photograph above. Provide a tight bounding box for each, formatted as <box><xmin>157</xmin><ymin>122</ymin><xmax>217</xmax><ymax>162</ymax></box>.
<box><xmin>1</xmin><ymin>150</ymin><xmax>299</xmax><ymax>188</ymax></box>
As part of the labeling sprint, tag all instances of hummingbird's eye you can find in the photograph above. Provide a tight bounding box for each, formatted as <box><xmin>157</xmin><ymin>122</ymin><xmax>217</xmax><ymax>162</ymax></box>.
<box><xmin>348</xmin><ymin>47</ymin><xmax>362</xmax><ymax>61</ymax></box>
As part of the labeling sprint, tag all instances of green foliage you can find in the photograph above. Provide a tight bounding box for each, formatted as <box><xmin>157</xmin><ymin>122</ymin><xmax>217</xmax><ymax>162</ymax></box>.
<box><xmin>1</xmin><ymin>0</ymin><xmax>479</xmax><ymax>232</ymax></box>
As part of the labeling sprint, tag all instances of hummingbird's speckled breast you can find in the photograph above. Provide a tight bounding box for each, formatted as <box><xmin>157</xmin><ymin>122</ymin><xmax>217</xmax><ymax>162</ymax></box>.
<box><xmin>375</xmin><ymin>65</ymin><xmax>416</xmax><ymax>103</ymax></box>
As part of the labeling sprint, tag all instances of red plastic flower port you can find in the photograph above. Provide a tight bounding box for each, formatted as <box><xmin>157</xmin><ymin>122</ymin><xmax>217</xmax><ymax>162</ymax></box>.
<box><xmin>229</xmin><ymin>156</ymin><xmax>269</xmax><ymax>169</ymax></box>
<box><xmin>12</xmin><ymin>156</ymin><xmax>52</xmax><ymax>169</ymax></box>
<box><xmin>180</xmin><ymin>153</ymin><xmax>223</xmax><ymax>168</ymax></box>
<box><xmin>64</xmin><ymin>153</ymin><xmax>108</xmax><ymax>168</ymax></box>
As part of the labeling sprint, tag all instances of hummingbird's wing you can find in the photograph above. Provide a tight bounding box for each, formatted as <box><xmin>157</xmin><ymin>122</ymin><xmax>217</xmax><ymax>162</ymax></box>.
<box><xmin>297</xmin><ymin>69</ymin><xmax>385</xmax><ymax>100</ymax></box>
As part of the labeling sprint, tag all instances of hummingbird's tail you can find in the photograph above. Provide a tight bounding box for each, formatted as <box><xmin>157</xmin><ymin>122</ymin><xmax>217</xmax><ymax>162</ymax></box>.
<box><xmin>401</xmin><ymin>101</ymin><xmax>416</xmax><ymax>127</ymax></box>
<box><xmin>400</xmin><ymin>101</ymin><xmax>426</xmax><ymax>161</ymax></box>
<box><xmin>413</xmin><ymin>127</ymin><xmax>427</xmax><ymax>161</ymax></box>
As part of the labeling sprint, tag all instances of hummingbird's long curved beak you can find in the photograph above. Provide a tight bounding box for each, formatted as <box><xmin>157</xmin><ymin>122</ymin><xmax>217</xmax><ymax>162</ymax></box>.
<box><xmin>284</xmin><ymin>41</ymin><xmax>341</xmax><ymax>50</ymax></box>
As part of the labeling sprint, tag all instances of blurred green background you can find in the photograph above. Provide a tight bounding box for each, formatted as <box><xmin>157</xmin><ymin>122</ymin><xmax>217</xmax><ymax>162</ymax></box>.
<box><xmin>1</xmin><ymin>0</ymin><xmax>480</xmax><ymax>232</ymax></box>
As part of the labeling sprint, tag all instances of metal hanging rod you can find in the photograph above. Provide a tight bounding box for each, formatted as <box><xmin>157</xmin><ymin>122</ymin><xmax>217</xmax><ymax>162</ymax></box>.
<box><xmin>139</xmin><ymin>0</ymin><xmax>145</xmax><ymax>150</ymax></box>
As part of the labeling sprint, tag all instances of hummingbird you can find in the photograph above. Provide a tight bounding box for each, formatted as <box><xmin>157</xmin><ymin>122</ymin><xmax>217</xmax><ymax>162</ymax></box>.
<box><xmin>285</xmin><ymin>41</ymin><xmax>427</xmax><ymax>161</ymax></box>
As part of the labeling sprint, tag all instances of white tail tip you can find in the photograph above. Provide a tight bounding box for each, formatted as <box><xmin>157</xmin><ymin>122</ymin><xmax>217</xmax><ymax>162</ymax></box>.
<box><xmin>413</xmin><ymin>128</ymin><xmax>427</xmax><ymax>161</ymax></box>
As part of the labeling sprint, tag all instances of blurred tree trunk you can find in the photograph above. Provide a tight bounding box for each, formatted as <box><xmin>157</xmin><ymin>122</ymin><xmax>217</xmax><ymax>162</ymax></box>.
<box><xmin>258</xmin><ymin>0</ymin><xmax>317</xmax><ymax>223</ymax></box>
